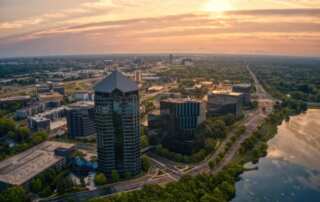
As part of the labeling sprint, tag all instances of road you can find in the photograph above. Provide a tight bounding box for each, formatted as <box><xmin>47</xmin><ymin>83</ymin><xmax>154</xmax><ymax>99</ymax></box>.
<box><xmin>148</xmin><ymin>65</ymin><xmax>274</xmax><ymax>177</ymax></box>
<box><xmin>41</xmin><ymin>65</ymin><xmax>274</xmax><ymax>202</ymax></box>
<box><xmin>210</xmin><ymin>65</ymin><xmax>274</xmax><ymax>174</ymax></box>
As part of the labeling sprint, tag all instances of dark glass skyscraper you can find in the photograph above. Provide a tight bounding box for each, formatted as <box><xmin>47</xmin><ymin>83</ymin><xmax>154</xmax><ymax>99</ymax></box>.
<box><xmin>66</xmin><ymin>101</ymin><xmax>95</xmax><ymax>138</ymax></box>
<box><xmin>94</xmin><ymin>70</ymin><xmax>141</xmax><ymax>176</ymax></box>
<box><xmin>160</xmin><ymin>98</ymin><xmax>206</xmax><ymax>154</ymax></box>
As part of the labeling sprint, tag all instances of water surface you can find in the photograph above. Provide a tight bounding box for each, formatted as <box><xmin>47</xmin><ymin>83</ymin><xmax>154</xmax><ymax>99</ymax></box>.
<box><xmin>232</xmin><ymin>109</ymin><xmax>320</xmax><ymax>202</ymax></box>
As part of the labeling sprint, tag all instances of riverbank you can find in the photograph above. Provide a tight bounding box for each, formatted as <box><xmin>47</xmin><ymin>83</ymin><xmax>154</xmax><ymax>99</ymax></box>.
<box><xmin>232</xmin><ymin>107</ymin><xmax>320</xmax><ymax>202</ymax></box>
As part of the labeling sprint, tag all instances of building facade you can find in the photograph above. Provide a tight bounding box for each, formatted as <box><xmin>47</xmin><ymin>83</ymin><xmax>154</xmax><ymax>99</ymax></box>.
<box><xmin>66</xmin><ymin>102</ymin><xmax>95</xmax><ymax>138</ymax></box>
<box><xmin>232</xmin><ymin>83</ymin><xmax>252</xmax><ymax>105</ymax></box>
<box><xmin>94</xmin><ymin>70</ymin><xmax>141</xmax><ymax>176</ymax></box>
<box><xmin>207</xmin><ymin>91</ymin><xmax>242</xmax><ymax>117</ymax></box>
<box><xmin>160</xmin><ymin>98</ymin><xmax>206</xmax><ymax>154</ymax></box>
<box><xmin>28</xmin><ymin>116</ymin><xmax>50</xmax><ymax>132</ymax></box>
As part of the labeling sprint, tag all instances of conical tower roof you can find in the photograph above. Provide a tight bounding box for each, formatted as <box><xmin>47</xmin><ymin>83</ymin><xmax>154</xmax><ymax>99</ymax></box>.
<box><xmin>94</xmin><ymin>70</ymin><xmax>138</xmax><ymax>93</ymax></box>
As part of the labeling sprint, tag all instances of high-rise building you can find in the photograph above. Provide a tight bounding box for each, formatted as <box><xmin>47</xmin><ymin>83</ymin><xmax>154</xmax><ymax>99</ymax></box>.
<box><xmin>134</xmin><ymin>70</ymin><xmax>142</xmax><ymax>82</ymax></box>
<box><xmin>207</xmin><ymin>90</ymin><xmax>242</xmax><ymax>117</ymax></box>
<box><xmin>169</xmin><ymin>54</ymin><xmax>173</xmax><ymax>64</ymax></box>
<box><xmin>94</xmin><ymin>70</ymin><xmax>141</xmax><ymax>176</ymax></box>
<box><xmin>160</xmin><ymin>98</ymin><xmax>206</xmax><ymax>154</ymax></box>
<box><xmin>66</xmin><ymin>102</ymin><xmax>95</xmax><ymax>138</ymax></box>
<box><xmin>232</xmin><ymin>83</ymin><xmax>252</xmax><ymax>105</ymax></box>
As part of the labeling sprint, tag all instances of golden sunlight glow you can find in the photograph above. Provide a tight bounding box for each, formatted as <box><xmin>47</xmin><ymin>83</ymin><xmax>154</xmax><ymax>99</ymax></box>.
<box><xmin>202</xmin><ymin>0</ymin><xmax>233</xmax><ymax>12</ymax></box>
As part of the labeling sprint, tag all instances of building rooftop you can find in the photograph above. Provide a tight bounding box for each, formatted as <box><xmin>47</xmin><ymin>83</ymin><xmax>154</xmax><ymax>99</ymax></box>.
<box><xmin>0</xmin><ymin>141</ymin><xmax>75</xmax><ymax>186</ymax></box>
<box><xmin>233</xmin><ymin>83</ymin><xmax>252</xmax><ymax>88</ymax></box>
<box><xmin>29</xmin><ymin>116</ymin><xmax>50</xmax><ymax>122</ymax></box>
<box><xmin>161</xmin><ymin>98</ymin><xmax>202</xmax><ymax>104</ymax></box>
<box><xmin>211</xmin><ymin>90</ymin><xmax>243</xmax><ymax>97</ymax></box>
<box><xmin>38</xmin><ymin>92</ymin><xmax>63</xmax><ymax>101</ymax></box>
<box><xmin>148</xmin><ymin>86</ymin><xmax>164</xmax><ymax>91</ymax></box>
<box><xmin>94</xmin><ymin>70</ymin><xmax>138</xmax><ymax>93</ymax></box>
<box><xmin>0</xmin><ymin>96</ymin><xmax>31</xmax><ymax>102</ymax></box>
<box><xmin>38</xmin><ymin>106</ymin><xmax>65</xmax><ymax>117</ymax></box>
<box><xmin>67</xmin><ymin>101</ymin><xmax>94</xmax><ymax>109</ymax></box>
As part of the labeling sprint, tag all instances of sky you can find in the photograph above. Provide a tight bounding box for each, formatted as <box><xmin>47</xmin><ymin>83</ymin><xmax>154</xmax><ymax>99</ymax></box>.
<box><xmin>0</xmin><ymin>0</ymin><xmax>320</xmax><ymax>57</ymax></box>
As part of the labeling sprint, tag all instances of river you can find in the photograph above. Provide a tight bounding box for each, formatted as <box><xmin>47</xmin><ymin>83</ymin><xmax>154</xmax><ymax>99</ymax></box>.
<box><xmin>232</xmin><ymin>108</ymin><xmax>320</xmax><ymax>202</ymax></box>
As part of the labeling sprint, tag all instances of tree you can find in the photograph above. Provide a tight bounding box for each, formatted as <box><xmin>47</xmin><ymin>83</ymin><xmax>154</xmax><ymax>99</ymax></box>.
<box><xmin>30</xmin><ymin>178</ymin><xmax>42</xmax><ymax>193</ymax></box>
<box><xmin>124</xmin><ymin>171</ymin><xmax>132</xmax><ymax>179</ymax></box>
<box><xmin>39</xmin><ymin>186</ymin><xmax>52</xmax><ymax>197</ymax></box>
<box><xmin>94</xmin><ymin>173</ymin><xmax>107</xmax><ymax>186</ymax></box>
<box><xmin>0</xmin><ymin>118</ymin><xmax>16</xmax><ymax>136</ymax></box>
<box><xmin>219</xmin><ymin>181</ymin><xmax>236</xmax><ymax>199</ymax></box>
<box><xmin>208</xmin><ymin>160</ymin><xmax>215</xmax><ymax>170</ymax></box>
<box><xmin>200</xmin><ymin>193</ymin><xmax>221</xmax><ymax>202</ymax></box>
<box><xmin>0</xmin><ymin>186</ymin><xmax>29</xmax><ymax>202</ymax></box>
<box><xmin>31</xmin><ymin>131</ymin><xmax>48</xmax><ymax>144</ymax></box>
<box><xmin>56</xmin><ymin>177</ymin><xmax>73</xmax><ymax>194</ymax></box>
<box><xmin>111</xmin><ymin>170</ymin><xmax>120</xmax><ymax>182</ymax></box>
<box><xmin>141</xmin><ymin>135</ymin><xmax>149</xmax><ymax>148</ymax></box>
<box><xmin>16</xmin><ymin>127</ymin><xmax>30</xmax><ymax>142</ymax></box>
<box><xmin>222</xmin><ymin>114</ymin><xmax>236</xmax><ymax>126</ymax></box>
<box><xmin>7</xmin><ymin>130</ymin><xmax>16</xmax><ymax>140</ymax></box>
<box><xmin>142</xmin><ymin>156</ymin><xmax>151</xmax><ymax>172</ymax></box>
<box><xmin>209</xmin><ymin>119</ymin><xmax>226</xmax><ymax>139</ymax></box>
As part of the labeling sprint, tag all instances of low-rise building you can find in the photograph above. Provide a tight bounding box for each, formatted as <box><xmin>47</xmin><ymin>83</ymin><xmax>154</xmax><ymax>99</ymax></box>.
<box><xmin>148</xmin><ymin>86</ymin><xmax>164</xmax><ymax>92</ymax></box>
<box><xmin>38</xmin><ymin>92</ymin><xmax>63</xmax><ymax>103</ymax></box>
<box><xmin>0</xmin><ymin>141</ymin><xmax>75</xmax><ymax>190</ymax></box>
<box><xmin>28</xmin><ymin>116</ymin><xmax>50</xmax><ymax>132</ymax></box>
<box><xmin>35</xmin><ymin>84</ymin><xmax>51</xmax><ymax>94</ymax></box>
<box><xmin>39</xmin><ymin>106</ymin><xmax>66</xmax><ymax>121</ymax></box>
<box><xmin>207</xmin><ymin>90</ymin><xmax>242</xmax><ymax>117</ymax></box>
<box><xmin>71</xmin><ymin>91</ymin><xmax>94</xmax><ymax>102</ymax></box>
<box><xmin>36</xmin><ymin>83</ymin><xmax>65</xmax><ymax>95</ymax></box>
<box><xmin>16</xmin><ymin>102</ymin><xmax>49</xmax><ymax>120</ymax></box>
<box><xmin>0</xmin><ymin>96</ymin><xmax>31</xmax><ymax>108</ymax></box>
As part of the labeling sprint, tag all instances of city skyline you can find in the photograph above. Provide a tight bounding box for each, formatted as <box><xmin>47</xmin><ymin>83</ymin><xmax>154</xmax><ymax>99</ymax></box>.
<box><xmin>1</xmin><ymin>0</ymin><xmax>320</xmax><ymax>57</ymax></box>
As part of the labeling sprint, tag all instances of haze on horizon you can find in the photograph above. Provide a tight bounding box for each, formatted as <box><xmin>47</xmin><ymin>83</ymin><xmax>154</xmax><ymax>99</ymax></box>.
<box><xmin>0</xmin><ymin>0</ymin><xmax>320</xmax><ymax>58</ymax></box>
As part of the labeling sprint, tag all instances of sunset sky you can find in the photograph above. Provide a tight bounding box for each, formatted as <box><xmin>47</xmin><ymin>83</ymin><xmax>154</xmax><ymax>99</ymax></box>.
<box><xmin>0</xmin><ymin>0</ymin><xmax>319</xmax><ymax>57</ymax></box>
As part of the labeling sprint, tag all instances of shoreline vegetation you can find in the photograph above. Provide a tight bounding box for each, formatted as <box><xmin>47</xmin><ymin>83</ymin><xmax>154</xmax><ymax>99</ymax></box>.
<box><xmin>88</xmin><ymin>99</ymin><xmax>307</xmax><ymax>202</ymax></box>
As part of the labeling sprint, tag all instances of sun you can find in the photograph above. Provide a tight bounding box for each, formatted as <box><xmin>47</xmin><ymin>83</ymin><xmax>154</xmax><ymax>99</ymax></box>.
<box><xmin>202</xmin><ymin>0</ymin><xmax>233</xmax><ymax>12</ymax></box>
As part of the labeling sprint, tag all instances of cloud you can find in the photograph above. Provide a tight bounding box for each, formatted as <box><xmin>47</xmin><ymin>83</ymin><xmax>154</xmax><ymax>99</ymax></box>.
<box><xmin>0</xmin><ymin>8</ymin><xmax>319</xmax><ymax>57</ymax></box>
<box><xmin>226</xmin><ymin>8</ymin><xmax>320</xmax><ymax>16</ymax></box>
<box><xmin>0</xmin><ymin>0</ymin><xmax>114</xmax><ymax>34</ymax></box>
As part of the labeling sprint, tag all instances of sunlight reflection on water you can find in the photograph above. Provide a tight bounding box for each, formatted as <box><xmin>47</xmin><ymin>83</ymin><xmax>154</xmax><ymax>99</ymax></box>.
<box><xmin>233</xmin><ymin>109</ymin><xmax>320</xmax><ymax>202</ymax></box>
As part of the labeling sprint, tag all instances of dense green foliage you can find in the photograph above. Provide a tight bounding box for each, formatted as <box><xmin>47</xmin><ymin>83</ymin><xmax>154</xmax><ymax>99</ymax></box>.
<box><xmin>160</xmin><ymin>60</ymin><xmax>251</xmax><ymax>82</ymax></box>
<box><xmin>0</xmin><ymin>186</ymin><xmax>29</xmax><ymax>202</ymax></box>
<box><xmin>0</xmin><ymin>117</ymin><xmax>48</xmax><ymax>160</ymax></box>
<box><xmin>95</xmin><ymin>173</ymin><xmax>108</xmax><ymax>186</ymax></box>
<box><xmin>0</xmin><ymin>101</ymin><xmax>23</xmax><ymax>116</ymax></box>
<box><xmin>251</xmin><ymin>63</ymin><xmax>320</xmax><ymax>102</ymax></box>
<box><xmin>89</xmin><ymin>163</ymin><xmax>243</xmax><ymax>202</ymax></box>
<box><xmin>140</xmin><ymin>126</ymin><xmax>149</xmax><ymax>149</ymax></box>
<box><xmin>111</xmin><ymin>170</ymin><xmax>120</xmax><ymax>182</ymax></box>
<box><xmin>29</xmin><ymin>168</ymin><xmax>76</xmax><ymax>197</ymax></box>
<box><xmin>142</xmin><ymin>156</ymin><xmax>151</xmax><ymax>172</ymax></box>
